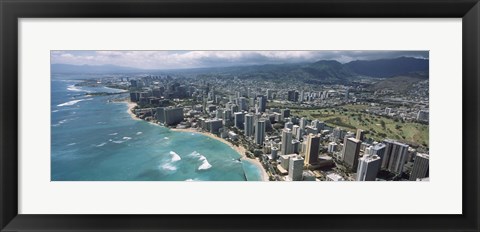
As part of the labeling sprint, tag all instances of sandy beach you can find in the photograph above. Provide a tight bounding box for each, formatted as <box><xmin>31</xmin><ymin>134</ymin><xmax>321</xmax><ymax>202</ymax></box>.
<box><xmin>171</xmin><ymin>127</ymin><xmax>269</xmax><ymax>181</ymax></box>
<box><xmin>125</xmin><ymin>101</ymin><xmax>140</xmax><ymax>121</ymax></box>
<box><xmin>123</xmin><ymin>101</ymin><xmax>269</xmax><ymax>181</ymax></box>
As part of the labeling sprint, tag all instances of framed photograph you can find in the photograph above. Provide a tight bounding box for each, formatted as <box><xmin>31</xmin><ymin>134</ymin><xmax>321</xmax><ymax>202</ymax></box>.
<box><xmin>1</xmin><ymin>0</ymin><xmax>479</xmax><ymax>231</ymax></box>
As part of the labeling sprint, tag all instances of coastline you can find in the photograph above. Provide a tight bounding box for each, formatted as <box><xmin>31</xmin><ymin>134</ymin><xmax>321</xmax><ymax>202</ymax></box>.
<box><xmin>171</xmin><ymin>127</ymin><xmax>269</xmax><ymax>181</ymax></box>
<box><xmin>125</xmin><ymin>101</ymin><xmax>140</xmax><ymax>121</ymax></box>
<box><xmin>124</xmin><ymin>100</ymin><xmax>269</xmax><ymax>181</ymax></box>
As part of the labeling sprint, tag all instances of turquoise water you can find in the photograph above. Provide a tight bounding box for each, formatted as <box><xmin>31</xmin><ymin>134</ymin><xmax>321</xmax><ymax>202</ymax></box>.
<box><xmin>51</xmin><ymin>77</ymin><xmax>263</xmax><ymax>181</ymax></box>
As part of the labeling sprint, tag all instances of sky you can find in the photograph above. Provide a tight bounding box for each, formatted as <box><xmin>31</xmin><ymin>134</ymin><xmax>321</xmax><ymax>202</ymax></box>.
<box><xmin>51</xmin><ymin>50</ymin><xmax>429</xmax><ymax>70</ymax></box>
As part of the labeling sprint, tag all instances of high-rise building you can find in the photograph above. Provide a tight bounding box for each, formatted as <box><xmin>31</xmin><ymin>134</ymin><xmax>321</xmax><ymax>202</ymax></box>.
<box><xmin>281</xmin><ymin>128</ymin><xmax>293</xmax><ymax>155</ymax></box>
<box><xmin>370</xmin><ymin>143</ymin><xmax>386</xmax><ymax>161</ymax></box>
<box><xmin>417</xmin><ymin>110</ymin><xmax>429</xmax><ymax>122</ymax></box>
<box><xmin>164</xmin><ymin>107</ymin><xmax>184</xmax><ymax>125</ymax></box>
<box><xmin>271</xmin><ymin>147</ymin><xmax>279</xmax><ymax>160</ymax></box>
<box><xmin>266</xmin><ymin>89</ymin><xmax>274</xmax><ymax>100</ymax></box>
<box><xmin>327</xmin><ymin>142</ymin><xmax>337</xmax><ymax>153</ymax></box>
<box><xmin>155</xmin><ymin>107</ymin><xmax>165</xmax><ymax>123</ymax></box>
<box><xmin>258</xmin><ymin>95</ymin><xmax>267</xmax><ymax>112</ymax></box>
<box><xmin>382</xmin><ymin>139</ymin><xmax>409</xmax><ymax>174</ymax></box>
<box><xmin>312</xmin><ymin>120</ymin><xmax>325</xmax><ymax>131</ymax></box>
<box><xmin>250</xmin><ymin>98</ymin><xmax>255</xmax><ymax>110</ymax></box>
<box><xmin>215</xmin><ymin>109</ymin><xmax>223</xmax><ymax>119</ymax></box>
<box><xmin>285</xmin><ymin>121</ymin><xmax>293</xmax><ymax>130</ymax></box>
<box><xmin>230</xmin><ymin>104</ymin><xmax>239</xmax><ymax>114</ymax></box>
<box><xmin>130</xmin><ymin>79</ymin><xmax>138</xmax><ymax>87</ymax></box>
<box><xmin>305</xmin><ymin>126</ymin><xmax>318</xmax><ymax>135</ymax></box>
<box><xmin>244</xmin><ymin>113</ymin><xmax>254</xmax><ymax>137</ymax></box>
<box><xmin>299</xmin><ymin>91</ymin><xmax>305</xmax><ymax>102</ymax></box>
<box><xmin>287</xmin><ymin>90</ymin><xmax>296</xmax><ymax>102</ymax></box>
<box><xmin>332</xmin><ymin>127</ymin><xmax>343</xmax><ymax>141</ymax></box>
<box><xmin>291</xmin><ymin>140</ymin><xmax>300</xmax><ymax>154</ymax></box>
<box><xmin>341</xmin><ymin>131</ymin><xmax>355</xmax><ymax>156</ymax></box>
<box><xmin>281</xmin><ymin>108</ymin><xmax>290</xmax><ymax>120</ymax></box>
<box><xmin>299</xmin><ymin>117</ymin><xmax>309</xmax><ymax>129</ymax></box>
<box><xmin>206</xmin><ymin>119</ymin><xmax>223</xmax><ymax>134</ymax></box>
<box><xmin>288</xmin><ymin>156</ymin><xmax>304</xmax><ymax>181</ymax></box>
<box><xmin>130</xmin><ymin>92</ymin><xmax>140</xmax><ymax>102</ymax></box>
<box><xmin>344</xmin><ymin>88</ymin><xmax>350</xmax><ymax>101</ymax></box>
<box><xmin>304</xmin><ymin>134</ymin><xmax>321</xmax><ymax>165</ymax></box>
<box><xmin>234</xmin><ymin>112</ymin><xmax>246</xmax><ymax>130</ymax></box>
<box><xmin>223</xmin><ymin>110</ymin><xmax>233</xmax><ymax>126</ymax></box>
<box><xmin>343</xmin><ymin>138</ymin><xmax>361</xmax><ymax>170</ymax></box>
<box><xmin>410</xmin><ymin>153</ymin><xmax>429</xmax><ymax>180</ymax></box>
<box><xmin>292</xmin><ymin>125</ymin><xmax>301</xmax><ymax>139</ymax></box>
<box><xmin>356</xmin><ymin>154</ymin><xmax>381</xmax><ymax>181</ymax></box>
<box><xmin>255</xmin><ymin>119</ymin><xmax>266</xmax><ymax>146</ymax></box>
<box><xmin>356</xmin><ymin>129</ymin><xmax>365</xmax><ymax>141</ymax></box>
<box><xmin>156</xmin><ymin>107</ymin><xmax>184</xmax><ymax>126</ymax></box>
<box><xmin>238</xmin><ymin>97</ymin><xmax>248</xmax><ymax>111</ymax></box>
<box><xmin>279</xmin><ymin>154</ymin><xmax>297</xmax><ymax>170</ymax></box>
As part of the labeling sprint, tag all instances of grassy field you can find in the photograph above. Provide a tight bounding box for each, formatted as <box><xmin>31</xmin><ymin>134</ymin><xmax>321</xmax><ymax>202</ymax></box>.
<box><xmin>291</xmin><ymin>105</ymin><xmax>429</xmax><ymax>147</ymax></box>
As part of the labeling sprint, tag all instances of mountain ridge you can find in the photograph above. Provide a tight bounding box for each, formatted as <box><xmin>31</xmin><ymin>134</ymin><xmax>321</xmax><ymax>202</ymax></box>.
<box><xmin>51</xmin><ymin>57</ymin><xmax>429</xmax><ymax>83</ymax></box>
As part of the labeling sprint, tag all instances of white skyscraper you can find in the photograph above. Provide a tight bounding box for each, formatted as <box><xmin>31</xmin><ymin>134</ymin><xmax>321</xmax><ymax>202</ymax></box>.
<box><xmin>382</xmin><ymin>139</ymin><xmax>409</xmax><ymax>174</ymax></box>
<box><xmin>299</xmin><ymin>117</ymin><xmax>308</xmax><ymax>129</ymax></box>
<box><xmin>410</xmin><ymin>153</ymin><xmax>429</xmax><ymax>180</ymax></box>
<box><xmin>244</xmin><ymin>113</ymin><xmax>254</xmax><ymax>137</ymax></box>
<box><xmin>356</xmin><ymin>154</ymin><xmax>382</xmax><ymax>181</ymax></box>
<box><xmin>281</xmin><ymin>128</ymin><xmax>293</xmax><ymax>155</ymax></box>
<box><xmin>288</xmin><ymin>156</ymin><xmax>304</xmax><ymax>181</ymax></box>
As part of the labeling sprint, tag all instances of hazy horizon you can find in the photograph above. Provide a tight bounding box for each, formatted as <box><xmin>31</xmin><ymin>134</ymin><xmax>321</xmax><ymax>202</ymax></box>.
<box><xmin>51</xmin><ymin>50</ymin><xmax>429</xmax><ymax>70</ymax></box>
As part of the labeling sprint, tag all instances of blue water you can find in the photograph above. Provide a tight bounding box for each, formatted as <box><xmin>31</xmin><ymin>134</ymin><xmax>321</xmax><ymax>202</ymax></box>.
<box><xmin>51</xmin><ymin>76</ymin><xmax>263</xmax><ymax>181</ymax></box>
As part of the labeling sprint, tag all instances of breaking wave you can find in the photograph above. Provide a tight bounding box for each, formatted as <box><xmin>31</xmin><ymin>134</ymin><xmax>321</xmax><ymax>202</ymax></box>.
<box><xmin>161</xmin><ymin>163</ymin><xmax>177</xmax><ymax>171</ymax></box>
<box><xmin>189</xmin><ymin>151</ymin><xmax>212</xmax><ymax>170</ymax></box>
<box><xmin>96</xmin><ymin>142</ymin><xmax>107</xmax><ymax>147</ymax></box>
<box><xmin>66</xmin><ymin>85</ymin><xmax>83</xmax><ymax>92</ymax></box>
<box><xmin>109</xmin><ymin>139</ymin><xmax>124</xmax><ymax>144</ymax></box>
<box><xmin>57</xmin><ymin>98</ymin><xmax>92</xmax><ymax>107</ymax></box>
<box><xmin>170</xmin><ymin>151</ymin><xmax>181</xmax><ymax>162</ymax></box>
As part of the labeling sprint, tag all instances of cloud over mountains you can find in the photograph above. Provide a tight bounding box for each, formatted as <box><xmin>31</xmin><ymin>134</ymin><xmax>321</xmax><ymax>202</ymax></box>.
<box><xmin>51</xmin><ymin>50</ymin><xmax>429</xmax><ymax>70</ymax></box>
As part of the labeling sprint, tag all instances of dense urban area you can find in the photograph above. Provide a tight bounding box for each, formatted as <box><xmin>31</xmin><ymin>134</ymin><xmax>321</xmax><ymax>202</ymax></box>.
<box><xmin>75</xmin><ymin>65</ymin><xmax>430</xmax><ymax>181</ymax></box>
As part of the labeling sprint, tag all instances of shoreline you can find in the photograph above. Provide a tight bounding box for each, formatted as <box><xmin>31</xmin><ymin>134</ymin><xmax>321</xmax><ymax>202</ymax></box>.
<box><xmin>171</xmin><ymin>127</ymin><xmax>269</xmax><ymax>181</ymax></box>
<box><xmin>123</xmin><ymin>100</ymin><xmax>269</xmax><ymax>181</ymax></box>
<box><xmin>126</xmin><ymin>101</ymin><xmax>141</xmax><ymax>121</ymax></box>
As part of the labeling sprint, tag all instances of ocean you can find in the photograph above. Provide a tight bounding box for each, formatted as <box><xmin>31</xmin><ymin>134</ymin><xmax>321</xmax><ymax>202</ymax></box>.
<box><xmin>51</xmin><ymin>75</ymin><xmax>264</xmax><ymax>181</ymax></box>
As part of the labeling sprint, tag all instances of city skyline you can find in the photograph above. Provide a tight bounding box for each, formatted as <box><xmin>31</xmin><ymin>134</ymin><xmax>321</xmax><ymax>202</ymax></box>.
<box><xmin>51</xmin><ymin>50</ymin><xmax>429</xmax><ymax>182</ymax></box>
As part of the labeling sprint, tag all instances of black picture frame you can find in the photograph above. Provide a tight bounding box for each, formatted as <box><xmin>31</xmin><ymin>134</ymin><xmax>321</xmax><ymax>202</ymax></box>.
<box><xmin>1</xmin><ymin>0</ymin><xmax>479</xmax><ymax>231</ymax></box>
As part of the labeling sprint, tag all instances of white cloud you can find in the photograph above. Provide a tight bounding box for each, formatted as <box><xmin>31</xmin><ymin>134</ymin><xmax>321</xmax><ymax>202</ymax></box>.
<box><xmin>51</xmin><ymin>50</ymin><xmax>429</xmax><ymax>70</ymax></box>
